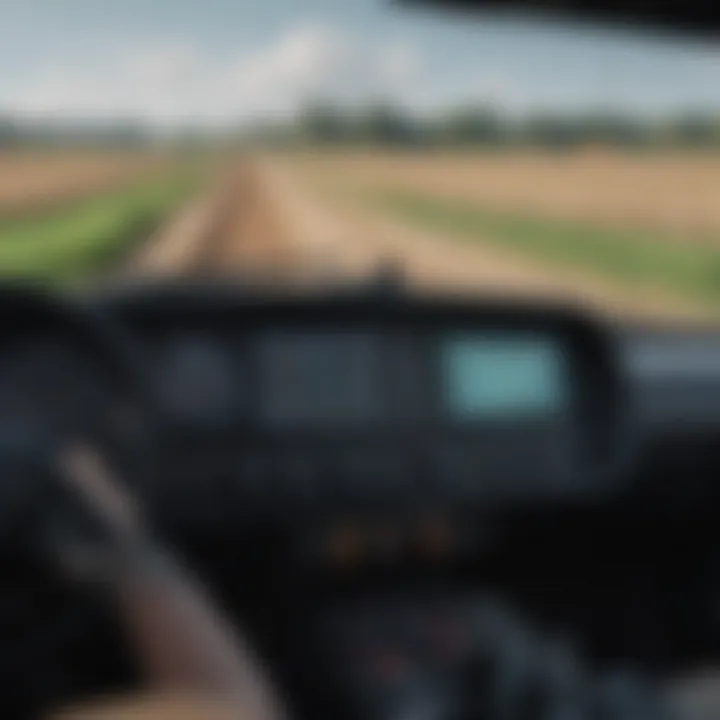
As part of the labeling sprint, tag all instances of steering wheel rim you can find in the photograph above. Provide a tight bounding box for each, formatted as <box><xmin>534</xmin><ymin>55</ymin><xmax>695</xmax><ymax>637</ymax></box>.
<box><xmin>0</xmin><ymin>279</ymin><xmax>156</xmax><ymax>485</ymax></box>
<box><xmin>0</xmin><ymin>281</ymin><xmax>156</xmax><ymax>709</ymax></box>
<box><xmin>0</xmin><ymin>280</ymin><xmax>152</xmax><ymax>401</ymax></box>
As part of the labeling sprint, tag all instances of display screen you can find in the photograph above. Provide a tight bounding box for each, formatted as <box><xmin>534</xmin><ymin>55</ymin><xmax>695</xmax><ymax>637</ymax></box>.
<box><xmin>442</xmin><ymin>333</ymin><xmax>568</xmax><ymax>420</ymax></box>
<box><xmin>258</xmin><ymin>331</ymin><xmax>383</xmax><ymax>425</ymax></box>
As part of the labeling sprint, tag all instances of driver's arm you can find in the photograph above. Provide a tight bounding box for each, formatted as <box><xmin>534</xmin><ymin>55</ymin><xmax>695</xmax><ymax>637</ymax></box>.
<box><xmin>113</xmin><ymin>544</ymin><xmax>284</xmax><ymax>719</ymax></box>
<box><xmin>50</xmin><ymin>448</ymin><xmax>287</xmax><ymax>720</ymax></box>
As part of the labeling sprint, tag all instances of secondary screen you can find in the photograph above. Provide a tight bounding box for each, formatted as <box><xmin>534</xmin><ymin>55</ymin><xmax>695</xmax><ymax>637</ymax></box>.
<box><xmin>443</xmin><ymin>334</ymin><xmax>569</xmax><ymax>420</ymax></box>
<box><xmin>258</xmin><ymin>331</ymin><xmax>383</xmax><ymax>426</ymax></box>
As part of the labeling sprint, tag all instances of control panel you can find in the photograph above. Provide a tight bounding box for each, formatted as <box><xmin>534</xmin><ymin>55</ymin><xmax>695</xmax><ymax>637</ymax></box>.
<box><xmin>315</xmin><ymin>595</ymin><xmax>670</xmax><ymax>720</ymax></box>
<box><xmin>111</xmin><ymin>294</ymin><xmax>630</xmax><ymax>519</ymax></box>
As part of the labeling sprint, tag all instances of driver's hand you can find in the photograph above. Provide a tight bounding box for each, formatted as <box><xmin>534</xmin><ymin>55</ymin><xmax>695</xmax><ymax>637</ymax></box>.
<box><xmin>47</xmin><ymin>445</ymin><xmax>150</xmax><ymax>584</ymax></box>
<box><xmin>60</xmin><ymin>445</ymin><xmax>144</xmax><ymax>542</ymax></box>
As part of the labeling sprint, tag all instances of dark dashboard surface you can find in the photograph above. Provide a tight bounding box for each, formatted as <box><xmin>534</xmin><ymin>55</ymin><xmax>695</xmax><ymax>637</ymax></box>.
<box><xmin>63</xmin><ymin>282</ymin><xmax>719</xmax><ymax>527</ymax></box>
<box><xmin>90</xmin><ymin>286</ymin><xmax>629</xmax><ymax>518</ymax></box>
<box><xmin>1</xmin><ymin>281</ymin><xmax>717</xmax><ymax>526</ymax></box>
<box><xmin>86</xmin><ymin>285</ymin><xmax>720</xmax><ymax>693</ymax></box>
<box><xmin>2</xmin><ymin>283</ymin><xmax>720</xmax><ymax>719</ymax></box>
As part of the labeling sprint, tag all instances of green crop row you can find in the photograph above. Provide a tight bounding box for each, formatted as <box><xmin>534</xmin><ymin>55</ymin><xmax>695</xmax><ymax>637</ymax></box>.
<box><xmin>0</xmin><ymin>168</ymin><xmax>200</xmax><ymax>283</ymax></box>
<box><xmin>362</xmin><ymin>189</ymin><xmax>720</xmax><ymax>313</ymax></box>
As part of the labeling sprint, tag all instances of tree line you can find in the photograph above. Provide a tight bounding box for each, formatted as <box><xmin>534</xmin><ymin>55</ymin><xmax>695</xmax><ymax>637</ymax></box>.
<box><xmin>0</xmin><ymin>116</ymin><xmax>155</xmax><ymax>150</ymax></box>
<box><xmin>2</xmin><ymin>103</ymin><xmax>720</xmax><ymax>150</ymax></box>
<box><xmin>253</xmin><ymin>102</ymin><xmax>720</xmax><ymax>150</ymax></box>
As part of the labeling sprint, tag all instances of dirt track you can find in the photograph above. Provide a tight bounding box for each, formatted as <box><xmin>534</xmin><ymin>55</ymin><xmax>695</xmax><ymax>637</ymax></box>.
<box><xmin>131</xmin><ymin>157</ymin><xmax>714</xmax><ymax>323</ymax></box>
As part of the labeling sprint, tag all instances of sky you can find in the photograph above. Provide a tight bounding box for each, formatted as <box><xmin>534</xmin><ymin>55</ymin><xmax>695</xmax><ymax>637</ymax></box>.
<box><xmin>0</xmin><ymin>0</ymin><xmax>718</xmax><ymax>129</ymax></box>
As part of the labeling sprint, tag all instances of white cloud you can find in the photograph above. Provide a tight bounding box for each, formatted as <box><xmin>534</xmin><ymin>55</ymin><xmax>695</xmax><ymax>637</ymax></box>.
<box><xmin>4</xmin><ymin>21</ymin><xmax>715</xmax><ymax>130</ymax></box>
<box><xmin>123</xmin><ymin>40</ymin><xmax>207</xmax><ymax>89</ymax></box>
<box><xmin>386</xmin><ymin>45</ymin><xmax>423</xmax><ymax>90</ymax></box>
<box><xmin>0</xmin><ymin>24</ymin><xmax>427</xmax><ymax>129</ymax></box>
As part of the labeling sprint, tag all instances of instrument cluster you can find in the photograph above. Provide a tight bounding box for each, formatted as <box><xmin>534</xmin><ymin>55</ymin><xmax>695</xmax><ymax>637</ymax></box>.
<box><xmin>111</xmin><ymin>293</ymin><xmax>631</xmax><ymax>517</ymax></box>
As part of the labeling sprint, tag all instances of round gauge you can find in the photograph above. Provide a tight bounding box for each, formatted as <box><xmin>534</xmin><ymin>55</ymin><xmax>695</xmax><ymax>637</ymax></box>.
<box><xmin>156</xmin><ymin>335</ymin><xmax>236</xmax><ymax>423</ymax></box>
<box><xmin>0</xmin><ymin>338</ymin><xmax>111</xmax><ymax>444</ymax></box>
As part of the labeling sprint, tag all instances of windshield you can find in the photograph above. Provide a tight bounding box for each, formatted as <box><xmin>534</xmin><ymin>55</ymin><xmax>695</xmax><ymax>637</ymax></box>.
<box><xmin>1</xmin><ymin>0</ymin><xmax>718</xmax><ymax>322</ymax></box>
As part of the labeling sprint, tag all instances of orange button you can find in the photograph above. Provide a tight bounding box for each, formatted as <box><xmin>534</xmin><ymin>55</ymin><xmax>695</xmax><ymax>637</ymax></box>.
<box><xmin>325</xmin><ymin>523</ymin><xmax>365</xmax><ymax>566</ymax></box>
<box><xmin>369</xmin><ymin>650</ymin><xmax>410</xmax><ymax>684</ymax></box>
<box><xmin>417</xmin><ymin>518</ymin><xmax>456</xmax><ymax>558</ymax></box>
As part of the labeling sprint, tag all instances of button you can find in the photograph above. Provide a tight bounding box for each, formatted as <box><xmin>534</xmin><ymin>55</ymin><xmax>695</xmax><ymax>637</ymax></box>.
<box><xmin>369</xmin><ymin>649</ymin><xmax>411</xmax><ymax>686</ymax></box>
<box><xmin>371</xmin><ymin>523</ymin><xmax>406</xmax><ymax>561</ymax></box>
<box><xmin>351</xmin><ymin>642</ymin><xmax>414</xmax><ymax>689</ymax></box>
<box><xmin>375</xmin><ymin>453</ymin><xmax>415</xmax><ymax>495</ymax></box>
<box><xmin>427</xmin><ymin>616</ymin><xmax>468</xmax><ymax>662</ymax></box>
<box><xmin>238</xmin><ymin>453</ymin><xmax>271</xmax><ymax>482</ymax></box>
<box><xmin>280</xmin><ymin>453</ymin><xmax>319</xmax><ymax>502</ymax></box>
<box><xmin>334</xmin><ymin>449</ymin><xmax>414</xmax><ymax>503</ymax></box>
<box><xmin>332</xmin><ymin>451</ymin><xmax>372</xmax><ymax>501</ymax></box>
<box><xmin>415</xmin><ymin>517</ymin><xmax>458</xmax><ymax>560</ymax></box>
<box><xmin>324</xmin><ymin>522</ymin><xmax>367</xmax><ymax>567</ymax></box>
<box><xmin>236</xmin><ymin>454</ymin><xmax>275</xmax><ymax>504</ymax></box>
<box><xmin>431</xmin><ymin>444</ymin><xmax>483</xmax><ymax>496</ymax></box>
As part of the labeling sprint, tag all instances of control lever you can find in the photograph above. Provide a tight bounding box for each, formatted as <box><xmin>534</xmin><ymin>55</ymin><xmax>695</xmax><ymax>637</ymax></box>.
<box><xmin>387</xmin><ymin>598</ymin><xmax>678</xmax><ymax>720</ymax></box>
<box><xmin>391</xmin><ymin>681</ymin><xmax>456</xmax><ymax>720</ymax></box>
<box><xmin>462</xmin><ymin>601</ymin><xmax>536</xmax><ymax>719</ymax></box>
<box><xmin>459</xmin><ymin>601</ymin><xmax>590</xmax><ymax>720</ymax></box>
<box><xmin>591</xmin><ymin>670</ymin><xmax>675</xmax><ymax>720</ymax></box>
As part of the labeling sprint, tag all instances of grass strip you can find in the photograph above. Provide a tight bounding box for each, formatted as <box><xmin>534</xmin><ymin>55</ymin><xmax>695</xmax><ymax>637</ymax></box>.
<box><xmin>0</xmin><ymin>168</ymin><xmax>199</xmax><ymax>283</ymax></box>
<box><xmin>362</xmin><ymin>189</ymin><xmax>720</xmax><ymax>308</ymax></box>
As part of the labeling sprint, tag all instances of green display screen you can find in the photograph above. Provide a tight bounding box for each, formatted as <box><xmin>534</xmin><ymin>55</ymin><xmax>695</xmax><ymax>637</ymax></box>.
<box><xmin>443</xmin><ymin>334</ymin><xmax>568</xmax><ymax>419</ymax></box>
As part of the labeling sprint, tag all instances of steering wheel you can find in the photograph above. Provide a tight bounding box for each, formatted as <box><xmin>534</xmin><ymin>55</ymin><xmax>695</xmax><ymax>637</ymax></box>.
<box><xmin>0</xmin><ymin>282</ymin><xmax>155</xmax><ymax>713</ymax></box>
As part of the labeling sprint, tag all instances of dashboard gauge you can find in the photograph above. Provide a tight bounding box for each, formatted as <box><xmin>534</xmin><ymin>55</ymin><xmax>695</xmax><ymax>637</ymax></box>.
<box><xmin>155</xmin><ymin>335</ymin><xmax>236</xmax><ymax>423</ymax></box>
<box><xmin>0</xmin><ymin>338</ymin><xmax>110</xmax><ymax>444</ymax></box>
<box><xmin>257</xmin><ymin>331</ymin><xmax>384</xmax><ymax>427</ymax></box>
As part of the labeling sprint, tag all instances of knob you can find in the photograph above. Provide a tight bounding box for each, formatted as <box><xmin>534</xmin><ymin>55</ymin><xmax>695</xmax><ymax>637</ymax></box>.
<box><xmin>592</xmin><ymin>671</ymin><xmax>674</xmax><ymax>720</ymax></box>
